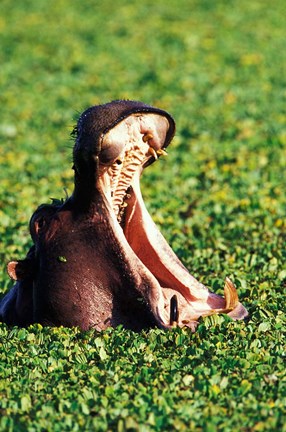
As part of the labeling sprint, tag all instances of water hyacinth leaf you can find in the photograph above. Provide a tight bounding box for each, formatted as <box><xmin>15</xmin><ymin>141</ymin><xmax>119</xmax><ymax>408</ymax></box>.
<box><xmin>258</xmin><ymin>322</ymin><xmax>271</xmax><ymax>332</ymax></box>
<box><xmin>99</xmin><ymin>346</ymin><xmax>108</xmax><ymax>360</ymax></box>
<box><xmin>21</xmin><ymin>395</ymin><xmax>32</xmax><ymax>412</ymax></box>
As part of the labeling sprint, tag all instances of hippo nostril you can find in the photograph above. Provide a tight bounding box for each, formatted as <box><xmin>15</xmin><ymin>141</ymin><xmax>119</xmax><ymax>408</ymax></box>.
<box><xmin>116</xmin><ymin>159</ymin><xmax>123</xmax><ymax>165</ymax></box>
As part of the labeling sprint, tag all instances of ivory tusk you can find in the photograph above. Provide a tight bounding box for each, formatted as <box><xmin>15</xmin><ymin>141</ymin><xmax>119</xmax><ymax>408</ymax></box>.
<box><xmin>148</xmin><ymin>146</ymin><xmax>158</xmax><ymax>160</ymax></box>
<box><xmin>224</xmin><ymin>277</ymin><xmax>239</xmax><ymax>310</ymax></box>
<box><xmin>170</xmin><ymin>294</ymin><xmax>179</xmax><ymax>326</ymax></box>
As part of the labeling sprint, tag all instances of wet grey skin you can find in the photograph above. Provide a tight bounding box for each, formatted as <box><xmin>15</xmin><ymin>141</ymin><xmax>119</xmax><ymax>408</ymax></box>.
<box><xmin>0</xmin><ymin>100</ymin><xmax>248</xmax><ymax>331</ymax></box>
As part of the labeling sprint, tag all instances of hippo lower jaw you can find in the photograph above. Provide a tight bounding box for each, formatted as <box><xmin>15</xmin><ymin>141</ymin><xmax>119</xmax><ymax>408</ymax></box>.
<box><xmin>123</xmin><ymin>172</ymin><xmax>247</xmax><ymax>330</ymax></box>
<box><xmin>91</xmin><ymin>112</ymin><xmax>248</xmax><ymax>330</ymax></box>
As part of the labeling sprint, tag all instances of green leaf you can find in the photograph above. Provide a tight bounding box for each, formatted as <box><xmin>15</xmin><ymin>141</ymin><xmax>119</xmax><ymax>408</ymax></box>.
<box><xmin>258</xmin><ymin>322</ymin><xmax>271</xmax><ymax>332</ymax></box>
<box><xmin>99</xmin><ymin>346</ymin><xmax>108</xmax><ymax>360</ymax></box>
<box><xmin>21</xmin><ymin>395</ymin><xmax>32</xmax><ymax>412</ymax></box>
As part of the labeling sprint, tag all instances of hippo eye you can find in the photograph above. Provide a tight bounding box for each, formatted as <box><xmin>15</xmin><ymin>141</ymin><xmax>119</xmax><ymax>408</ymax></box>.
<box><xmin>30</xmin><ymin>215</ymin><xmax>46</xmax><ymax>239</ymax></box>
<box><xmin>35</xmin><ymin>217</ymin><xmax>45</xmax><ymax>232</ymax></box>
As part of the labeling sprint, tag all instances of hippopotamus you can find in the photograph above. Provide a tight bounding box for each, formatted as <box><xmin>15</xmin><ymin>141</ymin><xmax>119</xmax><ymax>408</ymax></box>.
<box><xmin>0</xmin><ymin>100</ymin><xmax>248</xmax><ymax>331</ymax></box>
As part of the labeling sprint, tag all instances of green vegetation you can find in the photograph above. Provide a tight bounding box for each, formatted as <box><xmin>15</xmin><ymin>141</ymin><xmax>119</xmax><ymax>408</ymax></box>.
<box><xmin>0</xmin><ymin>0</ymin><xmax>285</xmax><ymax>430</ymax></box>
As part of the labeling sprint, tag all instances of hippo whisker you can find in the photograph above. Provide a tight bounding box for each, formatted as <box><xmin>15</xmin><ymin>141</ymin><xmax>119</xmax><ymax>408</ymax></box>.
<box><xmin>0</xmin><ymin>100</ymin><xmax>248</xmax><ymax>331</ymax></box>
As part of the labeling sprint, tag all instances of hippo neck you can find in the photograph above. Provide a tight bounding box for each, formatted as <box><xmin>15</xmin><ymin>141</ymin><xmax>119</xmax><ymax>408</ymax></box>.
<box><xmin>72</xmin><ymin>168</ymin><xmax>102</xmax><ymax>212</ymax></box>
<box><xmin>72</xmin><ymin>184</ymin><xmax>101</xmax><ymax>212</ymax></box>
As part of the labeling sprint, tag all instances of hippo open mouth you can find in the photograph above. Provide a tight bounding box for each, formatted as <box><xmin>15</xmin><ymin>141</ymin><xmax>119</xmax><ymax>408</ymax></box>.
<box><xmin>0</xmin><ymin>100</ymin><xmax>248</xmax><ymax>331</ymax></box>
<box><xmin>70</xmin><ymin>100</ymin><xmax>248</xmax><ymax>330</ymax></box>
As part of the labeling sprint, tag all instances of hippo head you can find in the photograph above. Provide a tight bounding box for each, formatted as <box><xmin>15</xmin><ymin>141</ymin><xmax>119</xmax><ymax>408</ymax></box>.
<box><xmin>5</xmin><ymin>100</ymin><xmax>248</xmax><ymax>331</ymax></box>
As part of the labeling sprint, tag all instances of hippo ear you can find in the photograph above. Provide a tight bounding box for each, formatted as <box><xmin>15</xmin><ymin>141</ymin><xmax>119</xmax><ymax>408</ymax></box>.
<box><xmin>7</xmin><ymin>259</ymin><xmax>35</xmax><ymax>281</ymax></box>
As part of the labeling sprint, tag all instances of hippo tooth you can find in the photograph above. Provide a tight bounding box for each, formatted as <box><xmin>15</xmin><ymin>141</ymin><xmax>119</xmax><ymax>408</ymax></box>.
<box><xmin>156</xmin><ymin>148</ymin><xmax>168</xmax><ymax>157</ymax></box>
<box><xmin>170</xmin><ymin>294</ymin><xmax>179</xmax><ymax>326</ymax></box>
<box><xmin>224</xmin><ymin>277</ymin><xmax>239</xmax><ymax>310</ymax></box>
<box><xmin>148</xmin><ymin>146</ymin><xmax>158</xmax><ymax>160</ymax></box>
<box><xmin>143</xmin><ymin>133</ymin><xmax>154</xmax><ymax>143</ymax></box>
